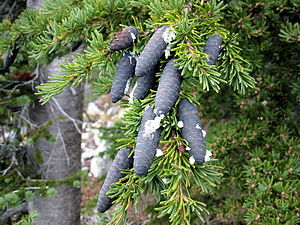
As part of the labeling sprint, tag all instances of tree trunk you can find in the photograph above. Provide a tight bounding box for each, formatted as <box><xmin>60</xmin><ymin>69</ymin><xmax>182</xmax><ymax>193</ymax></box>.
<box><xmin>26</xmin><ymin>0</ymin><xmax>44</xmax><ymax>9</ymax></box>
<box><xmin>28</xmin><ymin>47</ymin><xmax>83</xmax><ymax>225</ymax></box>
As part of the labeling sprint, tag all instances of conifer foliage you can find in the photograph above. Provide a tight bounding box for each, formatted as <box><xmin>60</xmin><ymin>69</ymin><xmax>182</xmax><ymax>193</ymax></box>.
<box><xmin>2</xmin><ymin>0</ymin><xmax>299</xmax><ymax>224</ymax></box>
<box><xmin>0</xmin><ymin>0</ymin><xmax>254</xmax><ymax>224</ymax></box>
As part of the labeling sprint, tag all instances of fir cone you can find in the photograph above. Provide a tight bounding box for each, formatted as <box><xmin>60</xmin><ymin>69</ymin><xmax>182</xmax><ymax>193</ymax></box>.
<box><xmin>134</xmin><ymin>106</ymin><xmax>162</xmax><ymax>175</ymax></box>
<box><xmin>154</xmin><ymin>58</ymin><xmax>181</xmax><ymax>116</ymax></box>
<box><xmin>97</xmin><ymin>147</ymin><xmax>133</xmax><ymax>213</ymax></box>
<box><xmin>203</xmin><ymin>35</ymin><xmax>222</xmax><ymax>65</ymax></box>
<box><xmin>110</xmin><ymin>26</ymin><xmax>139</xmax><ymax>51</ymax></box>
<box><xmin>177</xmin><ymin>98</ymin><xmax>206</xmax><ymax>163</ymax></box>
<box><xmin>110</xmin><ymin>52</ymin><xmax>136</xmax><ymax>103</ymax></box>
<box><xmin>135</xmin><ymin>25</ymin><xmax>170</xmax><ymax>77</ymax></box>
<box><xmin>133</xmin><ymin>68</ymin><xmax>157</xmax><ymax>100</ymax></box>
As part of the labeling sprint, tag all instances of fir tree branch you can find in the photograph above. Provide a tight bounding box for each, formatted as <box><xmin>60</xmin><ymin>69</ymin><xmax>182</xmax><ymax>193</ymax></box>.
<box><xmin>104</xmin><ymin>98</ymin><xmax>222</xmax><ymax>225</ymax></box>
<box><xmin>279</xmin><ymin>22</ymin><xmax>300</xmax><ymax>43</ymax></box>
<box><xmin>0</xmin><ymin>202</ymin><xmax>28</xmax><ymax>222</ymax></box>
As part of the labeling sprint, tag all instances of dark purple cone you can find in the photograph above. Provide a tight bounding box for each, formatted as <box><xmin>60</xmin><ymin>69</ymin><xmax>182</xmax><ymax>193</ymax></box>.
<box><xmin>154</xmin><ymin>59</ymin><xmax>181</xmax><ymax>115</ymax></box>
<box><xmin>178</xmin><ymin>98</ymin><xmax>206</xmax><ymax>163</ymax></box>
<box><xmin>110</xmin><ymin>26</ymin><xmax>139</xmax><ymax>51</ymax></box>
<box><xmin>97</xmin><ymin>147</ymin><xmax>133</xmax><ymax>213</ymax></box>
<box><xmin>110</xmin><ymin>52</ymin><xmax>136</xmax><ymax>103</ymax></box>
<box><xmin>134</xmin><ymin>106</ymin><xmax>162</xmax><ymax>176</ymax></box>
<box><xmin>133</xmin><ymin>68</ymin><xmax>157</xmax><ymax>100</ymax></box>
<box><xmin>135</xmin><ymin>25</ymin><xmax>170</xmax><ymax>77</ymax></box>
<box><xmin>203</xmin><ymin>35</ymin><xmax>222</xmax><ymax>65</ymax></box>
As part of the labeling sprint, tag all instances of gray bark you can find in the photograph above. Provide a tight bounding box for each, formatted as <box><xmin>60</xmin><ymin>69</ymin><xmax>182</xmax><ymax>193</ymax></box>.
<box><xmin>28</xmin><ymin>47</ymin><xmax>84</xmax><ymax>225</ymax></box>
<box><xmin>26</xmin><ymin>1</ymin><xmax>84</xmax><ymax>224</ymax></box>
<box><xmin>26</xmin><ymin>0</ymin><xmax>44</xmax><ymax>9</ymax></box>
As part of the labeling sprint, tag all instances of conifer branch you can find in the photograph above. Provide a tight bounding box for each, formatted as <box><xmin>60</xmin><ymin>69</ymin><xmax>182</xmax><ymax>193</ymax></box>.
<box><xmin>279</xmin><ymin>22</ymin><xmax>300</xmax><ymax>43</ymax></box>
<box><xmin>102</xmin><ymin>98</ymin><xmax>222</xmax><ymax>225</ymax></box>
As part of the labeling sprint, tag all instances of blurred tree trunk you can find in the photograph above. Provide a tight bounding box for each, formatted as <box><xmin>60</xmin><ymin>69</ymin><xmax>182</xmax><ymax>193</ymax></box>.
<box><xmin>27</xmin><ymin>1</ymin><xmax>83</xmax><ymax>225</ymax></box>
<box><xmin>26</xmin><ymin>0</ymin><xmax>43</xmax><ymax>9</ymax></box>
<box><xmin>28</xmin><ymin>51</ymin><xmax>83</xmax><ymax>225</ymax></box>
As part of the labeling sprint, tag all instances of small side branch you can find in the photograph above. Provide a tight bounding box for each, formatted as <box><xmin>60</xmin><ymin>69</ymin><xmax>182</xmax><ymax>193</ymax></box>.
<box><xmin>0</xmin><ymin>202</ymin><xmax>28</xmax><ymax>222</ymax></box>
<box><xmin>51</xmin><ymin>97</ymin><xmax>82</xmax><ymax>134</ymax></box>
